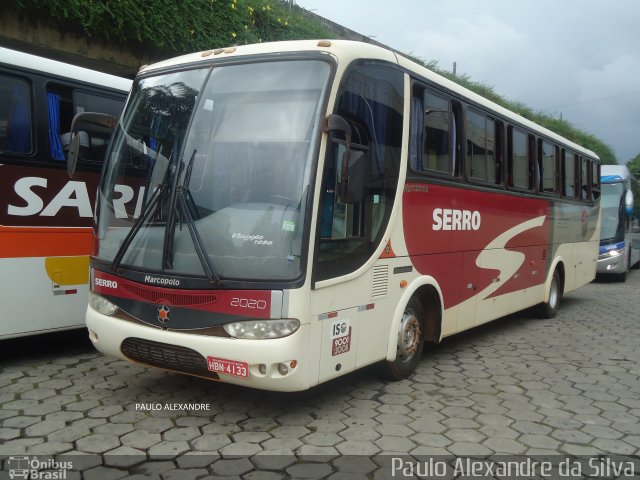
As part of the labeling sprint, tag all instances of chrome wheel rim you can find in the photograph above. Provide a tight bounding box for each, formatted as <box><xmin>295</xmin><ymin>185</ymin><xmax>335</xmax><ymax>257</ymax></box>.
<box><xmin>549</xmin><ymin>277</ymin><xmax>558</xmax><ymax>310</ymax></box>
<box><xmin>397</xmin><ymin>308</ymin><xmax>421</xmax><ymax>364</ymax></box>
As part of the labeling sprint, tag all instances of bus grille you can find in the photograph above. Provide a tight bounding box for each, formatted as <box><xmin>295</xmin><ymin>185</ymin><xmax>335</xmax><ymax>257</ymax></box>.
<box><xmin>121</xmin><ymin>337</ymin><xmax>219</xmax><ymax>380</ymax></box>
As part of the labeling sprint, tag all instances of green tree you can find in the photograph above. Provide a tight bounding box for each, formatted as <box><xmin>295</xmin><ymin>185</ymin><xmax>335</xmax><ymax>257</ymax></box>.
<box><xmin>626</xmin><ymin>153</ymin><xmax>640</xmax><ymax>213</ymax></box>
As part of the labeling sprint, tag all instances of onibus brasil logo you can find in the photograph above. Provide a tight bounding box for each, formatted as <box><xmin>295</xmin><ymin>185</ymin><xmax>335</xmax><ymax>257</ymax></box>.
<box><xmin>6</xmin><ymin>456</ymin><xmax>72</xmax><ymax>479</ymax></box>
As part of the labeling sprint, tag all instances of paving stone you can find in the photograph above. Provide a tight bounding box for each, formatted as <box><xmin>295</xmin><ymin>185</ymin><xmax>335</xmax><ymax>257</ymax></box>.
<box><xmin>218</xmin><ymin>441</ymin><xmax>262</xmax><ymax>458</ymax></box>
<box><xmin>270</xmin><ymin>426</ymin><xmax>311</xmax><ymax>438</ymax></box>
<box><xmin>482</xmin><ymin>437</ymin><xmax>527</xmax><ymax>454</ymax></box>
<box><xmin>211</xmin><ymin>458</ymin><xmax>255</xmax><ymax>476</ymax></box>
<box><xmin>103</xmin><ymin>446</ymin><xmax>147</xmax><ymax>468</ymax></box>
<box><xmin>0</xmin><ymin>427</ymin><xmax>20</xmax><ymax>441</ymax></box>
<box><xmin>250</xmin><ymin>452</ymin><xmax>297</xmax><ymax>471</ymax></box>
<box><xmin>121</xmin><ymin>430</ymin><xmax>162</xmax><ymax>449</ymax></box>
<box><xmin>581</xmin><ymin>424</ymin><xmax>624</xmax><ymax>440</ymax></box>
<box><xmin>76</xmin><ymin>433</ymin><xmax>121</xmax><ymax>454</ymax></box>
<box><xmin>147</xmin><ymin>440</ymin><xmax>190</xmax><ymax>458</ymax></box>
<box><xmin>191</xmin><ymin>433</ymin><xmax>231</xmax><ymax>451</ymax></box>
<box><xmin>374</xmin><ymin>435</ymin><xmax>416</xmax><ymax>453</ymax></box>
<box><xmin>47</xmin><ymin>423</ymin><xmax>93</xmax><ymax>443</ymax></box>
<box><xmin>87</xmin><ymin>405</ymin><xmax>124</xmax><ymax>418</ymax></box>
<box><xmin>447</xmin><ymin>441</ymin><xmax>493</xmax><ymax>456</ymax></box>
<box><xmin>24</xmin><ymin>419</ymin><xmax>66</xmax><ymax>437</ymax></box>
<box><xmin>83</xmin><ymin>466</ymin><xmax>129</xmax><ymax>480</ymax></box>
<box><xmin>2</xmin><ymin>415</ymin><xmax>41</xmax><ymax>429</ymax></box>
<box><xmin>479</xmin><ymin>424</ymin><xmax>519</xmax><ymax>439</ymax></box>
<box><xmin>135</xmin><ymin>417</ymin><xmax>174</xmax><ymax>433</ymax></box>
<box><xmin>335</xmin><ymin>440</ymin><xmax>380</xmax><ymax>456</ymax></box>
<box><xmin>163</xmin><ymin>426</ymin><xmax>201</xmax><ymax>442</ymax></box>
<box><xmin>21</xmin><ymin>388</ymin><xmax>57</xmax><ymax>400</ymax></box>
<box><xmin>93</xmin><ymin>423</ymin><xmax>135</xmax><ymax>436</ymax></box>
<box><xmin>28</xmin><ymin>441</ymin><xmax>74</xmax><ymax>455</ymax></box>
<box><xmin>303</xmin><ymin>431</ymin><xmax>343</xmax><ymax>447</ymax></box>
<box><xmin>592</xmin><ymin>438</ymin><xmax>636</xmax><ymax>454</ymax></box>
<box><xmin>296</xmin><ymin>444</ymin><xmax>340</xmax><ymax>461</ymax></box>
<box><xmin>261</xmin><ymin>437</ymin><xmax>303</xmax><ymax>451</ymax></box>
<box><xmin>551</xmin><ymin>429</ymin><xmax>594</xmax><ymax>444</ymax></box>
<box><xmin>332</xmin><ymin>456</ymin><xmax>377</xmax><ymax>475</ymax></box>
<box><xmin>286</xmin><ymin>462</ymin><xmax>334</xmax><ymax>479</ymax></box>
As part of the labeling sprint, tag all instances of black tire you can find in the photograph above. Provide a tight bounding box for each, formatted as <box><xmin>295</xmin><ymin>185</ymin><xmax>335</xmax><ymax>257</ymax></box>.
<box><xmin>538</xmin><ymin>269</ymin><xmax>562</xmax><ymax>318</ymax></box>
<box><xmin>381</xmin><ymin>297</ymin><xmax>424</xmax><ymax>380</ymax></box>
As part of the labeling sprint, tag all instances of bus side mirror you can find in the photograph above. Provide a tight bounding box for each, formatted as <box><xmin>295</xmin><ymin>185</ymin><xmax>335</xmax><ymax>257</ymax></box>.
<box><xmin>67</xmin><ymin>112</ymin><xmax>117</xmax><ymax>178</ymax></box>
<box><xmin>625</xmin><ymin>189</ymin><xmax>634</xmax><ymax>216</ymax></box>
<box><xmin>338</xmin><ymin>150</ymin><xmax>365</xmax><ymax>204</ymax></box>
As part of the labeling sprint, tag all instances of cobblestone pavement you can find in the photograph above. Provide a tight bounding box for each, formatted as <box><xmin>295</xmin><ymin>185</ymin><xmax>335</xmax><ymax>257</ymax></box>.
<box><xmin>1</xmin><ymin>271</ymin><xmax>639</xmax><ymax>478</ymax></box>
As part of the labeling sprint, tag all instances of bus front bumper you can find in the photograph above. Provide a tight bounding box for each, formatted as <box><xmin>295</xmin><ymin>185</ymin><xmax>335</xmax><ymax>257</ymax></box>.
<box><xmin>86</xmin><ymin>306</ymin><xmax>312</xmax><ymax>392</ymax></box>
<box><xmin>597</xmin><ymin>250</ymin><xmax>626</xmax><ymax>275</ymax></box>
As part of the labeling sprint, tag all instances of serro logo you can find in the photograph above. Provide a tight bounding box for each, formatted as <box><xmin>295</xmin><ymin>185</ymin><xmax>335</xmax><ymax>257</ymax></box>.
<box><xmin>95</xmin><ymin>278</ymin><xmax>118</xmax><ymax>289</ymax></box>
<box><xmin>433</xmin><ymin>208</ymin><xmax>481</xmax><ymax>231</ymax></box>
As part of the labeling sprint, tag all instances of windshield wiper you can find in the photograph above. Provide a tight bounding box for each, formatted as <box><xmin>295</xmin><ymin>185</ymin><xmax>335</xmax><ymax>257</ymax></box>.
<box><xmin>112</xmin><ymin>183</ymin><xmax>165</xmax><ymax>272</ymax></box>
<box><xmin>162</xmin><ymin>149</ymin><xmax>222</xmax><ymax>285</ymax></box>
<box><xmin>177</xmin><ymin>192</ymin><xmax>221</xmax><ymax>284</ymax></box>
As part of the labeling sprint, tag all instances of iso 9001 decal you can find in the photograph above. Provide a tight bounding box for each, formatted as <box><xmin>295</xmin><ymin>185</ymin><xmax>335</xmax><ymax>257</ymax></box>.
<box><xmin>331</xmin><ymin>319</ymin><xmax>352</xmax><ymax>356</ymax></box>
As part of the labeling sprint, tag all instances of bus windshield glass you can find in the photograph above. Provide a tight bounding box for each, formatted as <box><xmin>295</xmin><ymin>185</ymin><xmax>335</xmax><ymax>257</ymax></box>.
<box><xmin>96</xmin><ymin>59</ymin><xmax>331</xmax><ymax>282</ymax></box>
<box><xmin>600</xmin><ymin>182</ymin><xmax>625</xmax><ymax>243</ymax></box>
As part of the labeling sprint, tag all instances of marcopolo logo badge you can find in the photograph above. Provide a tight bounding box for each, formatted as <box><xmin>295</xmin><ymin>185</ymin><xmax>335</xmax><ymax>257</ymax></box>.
<box><xmin>157</xmin><ymin>305</ymin><xmax>171</xmax><ymax>324</ymax></box>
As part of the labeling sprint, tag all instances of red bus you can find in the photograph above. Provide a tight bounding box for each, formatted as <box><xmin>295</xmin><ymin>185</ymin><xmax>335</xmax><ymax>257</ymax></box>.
<box><xmin>69</xmin><ymin>40</ymin><xmax>600</xmax><ymax>391</ymax></box>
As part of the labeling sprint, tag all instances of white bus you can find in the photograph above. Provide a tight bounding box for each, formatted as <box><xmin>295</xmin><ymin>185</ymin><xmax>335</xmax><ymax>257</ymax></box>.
<box><xmin>70</xmin><ymin>40</ymin><xmax>600</xmax><ymax>391</ymax></box>
<box><xmin>0</xmin><ymin>47</ymin><xmax>131</xmax><ymax>338</ymax></box>
<box><xmin>597</xmin><ymin>164</ymin><xmax>640</xmax><ymax>280</ymax></box>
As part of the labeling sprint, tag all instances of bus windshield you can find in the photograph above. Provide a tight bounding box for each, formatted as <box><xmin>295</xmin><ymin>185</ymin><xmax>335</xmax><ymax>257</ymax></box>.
<box><xmin>600</xmin><ymin>182</ymin><xmax>625</xmax><ymax>243</ymax></box>
<box><xmin>96</xmin><ymin>59</ymin><xmax>331</xmax><ymax>282</ymax></box>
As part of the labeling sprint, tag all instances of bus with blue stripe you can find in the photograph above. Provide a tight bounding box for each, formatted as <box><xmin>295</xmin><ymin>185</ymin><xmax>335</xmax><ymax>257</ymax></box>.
<box><xmin>597</xmin><ymin>165</ymin><xmax>640</xmax><ymax>280</ymax></box>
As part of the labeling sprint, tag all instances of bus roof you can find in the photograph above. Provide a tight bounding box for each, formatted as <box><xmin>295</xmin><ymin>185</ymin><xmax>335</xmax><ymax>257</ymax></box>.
<box><xmin>0</xmin><ymin>46</ymin><xmax>132</xmax><ymax>92</ymax></box>
<box><xmin>139</xmin><ymin>39</ymin><xmax>599</xmax><ymax>160</ymax></box>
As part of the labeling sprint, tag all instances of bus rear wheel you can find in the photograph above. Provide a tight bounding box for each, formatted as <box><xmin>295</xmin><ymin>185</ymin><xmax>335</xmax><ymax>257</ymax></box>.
<box><xmin>538</xmin><ymin>269</ymin><xmax>562</xmax><ymax>318</ymax></box>
<box><xmin>382</xmin><ymin>298</ymin><xmax>424</xmax><ymax>380</ymax></box>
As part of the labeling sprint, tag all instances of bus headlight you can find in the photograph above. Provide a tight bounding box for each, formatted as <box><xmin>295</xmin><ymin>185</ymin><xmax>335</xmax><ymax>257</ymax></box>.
<box><xmin>89</xmin><ymin>291</ymin><xmax>118</xmax><ymax>316</ymax></box>
<box><xmin>607</xmin><ymin>249</ymin><xmax>624</xmax><ymax>257</ymax></box>
<box><xmin>224</xmin><ymin>319</ymin><xmax>300</xmax><ymax>339</ymax></box>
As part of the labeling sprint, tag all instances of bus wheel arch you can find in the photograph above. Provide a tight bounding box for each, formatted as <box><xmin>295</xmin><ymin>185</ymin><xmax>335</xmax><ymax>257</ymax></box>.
<box><xmin>383</xmin><ymin>278</ymin><xmax>443</xmax><ymax>380</ymax></box>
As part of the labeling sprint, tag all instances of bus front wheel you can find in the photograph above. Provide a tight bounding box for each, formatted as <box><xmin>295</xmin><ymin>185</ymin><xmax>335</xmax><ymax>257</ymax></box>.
<box><xmin>382</xmin><ymin>297</ymin><xmax>424</xmax><ymax>380</ymax></box>
<box><xmin>538</xmin><ymin>269</ymin><xmax>562</xmax><ymax>318</ymax></box>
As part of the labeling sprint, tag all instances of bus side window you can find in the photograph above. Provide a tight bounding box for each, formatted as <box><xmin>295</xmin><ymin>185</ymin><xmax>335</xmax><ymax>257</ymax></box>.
<box><xmin>73</xmin><ymin>90</ymin><xmax>125</xmax><ymax>165</ymax></box>
<box><xmin>46</xmin><ymin>83</ymin><xmax>125</xmax><ymax>164</ymax></box>
<box><xmin>410</xmin><ymin>85</ymin><xmax>457</xmax><ymax>176</ymax></box>
<box><xmin>467</xmin><ymin>109</ymin><xmax>496</xmax><ymax>183</ymax></box>
<box><xmin>508</xmin><ymin>126</ymin><xmax>530</xmax><ymax>189</ymax></box>
<box><xmin>592</xmin><ymin>162</ymin><xmax>600</xmax><ymax>200</ymax></box>
<box><xmin>539</xmin><ymin>139</ymin><xmax>556</xmax><ymax>194</ymax></box>
<box><xmin>0</xmin><ymin>74</ymin><xmax>32</xmax><ymax>155</ymax></box>
<box><xmin>580</xmin><ymin>156</ymin><xmax>591</xmax><ymax>201</ymax></box>
<box><xmin>562</xmin><ymin>149</ymin><xmax>576</xmax><ymax>198</ymax></box>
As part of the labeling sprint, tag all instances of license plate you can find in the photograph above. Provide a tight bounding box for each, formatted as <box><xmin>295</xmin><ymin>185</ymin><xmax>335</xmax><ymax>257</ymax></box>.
<box><xmin>207</xmin><ymin>356</ymin><xmax>249</xmax><ymax>378</ymax></box>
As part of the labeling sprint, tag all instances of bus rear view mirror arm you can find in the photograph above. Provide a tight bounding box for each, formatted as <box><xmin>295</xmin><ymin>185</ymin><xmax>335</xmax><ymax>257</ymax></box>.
<box><xmin>67</xmin><ymin>112</ymin><xmax>117</xmax><ymax>178</ymax></box>
<box><xmin>338</xmin><ymin>149</ymin><xmax>365</xmax><ymax>204</ymax></box>
<box><xmin>323</xmin><ymin>114</ymin><xmax>364</xmax><ymax>203</ymax></box>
